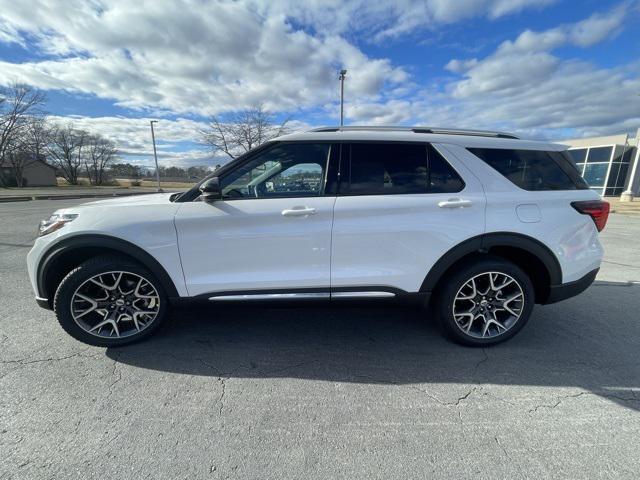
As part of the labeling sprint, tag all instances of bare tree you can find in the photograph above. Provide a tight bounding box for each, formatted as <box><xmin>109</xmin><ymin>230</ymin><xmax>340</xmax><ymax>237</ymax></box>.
<box><xmin>201</xmin><ymin>105</ymin><xmax>289</xmax><ymax>160</ymax></box>
<box><xmin>2</xmin><ymin>131</ymin><xmax>32</xmax><ymax>187</ymax></box>
<box><xmin>84</xmin><ymin>134</ymin><xmax>117</xmax><ymax>185</ymax></box>
<box><xmin>1</xmin><ymin>116</ymin><xmax>54</xmax><ymax>187</ymax></box>
<box><xmin>0</xmin><ymin>84</ymin><xmax>46</xmax><ymax>187</ymax></box>
<box><xmin>24</xmin><ymin>116</ymin><xmax>52</xmax><ymax>159</ymax></box>
<box><xmin>47</xmin><ymin>123</ymin><xmax>88</xmax><ymax>185</ymax></box>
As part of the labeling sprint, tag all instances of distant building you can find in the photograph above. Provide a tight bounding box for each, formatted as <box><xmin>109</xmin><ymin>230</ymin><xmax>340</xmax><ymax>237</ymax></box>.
<box><xmin>560</xmin><ymin>128</ymin><xmax>640</xmax><ymax>197</ymax></box>
<box><xmin>0</xmin><ymin>155</ymin><xmax>57</xmax><ymax>187</ymax></box>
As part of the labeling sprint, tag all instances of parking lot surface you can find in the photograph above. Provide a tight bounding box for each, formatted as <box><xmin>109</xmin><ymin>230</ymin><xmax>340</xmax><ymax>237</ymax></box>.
<box><xmin>1</xmin><ymin>199</ymin><xmax>640</xmax><ymax>479</ymax></box>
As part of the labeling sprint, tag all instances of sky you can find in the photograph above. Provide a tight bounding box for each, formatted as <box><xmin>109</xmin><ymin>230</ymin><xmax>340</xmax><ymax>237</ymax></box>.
<box><xmin>0</xmin><ymin>0</ymin><xmax>639</xmax><ymax>169</ymax></box>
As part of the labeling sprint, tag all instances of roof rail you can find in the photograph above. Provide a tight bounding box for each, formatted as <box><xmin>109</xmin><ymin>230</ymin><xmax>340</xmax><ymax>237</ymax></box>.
<box><xmin>308</xmin><ymin>126</ymin><xmax>519</xmax><ymax>140</ymax></box>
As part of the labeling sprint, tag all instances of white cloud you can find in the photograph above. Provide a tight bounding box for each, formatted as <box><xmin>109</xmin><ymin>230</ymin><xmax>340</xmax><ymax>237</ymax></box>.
<box><xmin>1</xmin><ymin>0</ymin><xmax>637</xmax><ymax>143</ymax></box>
<box><xmin>46</xmin><ymin>115</ymin><xmax>206</xmax><ymax>151</ymax></box>
<box><xmin>0</xmin><ymin>0</ymin><xmax>561</xmax><ymax>117</ymax></box>
<box><xmin>0</xmin><ymin>0</ymin><xmax>408</xmax><ymax>116</ymax></box>
<box><xmin>44</xmin><ymin>115</ymin><xmax>314</xmax><ymax>168</ymax></box>
<box><xmin>342</xmin><ymin>4</ymin><xmax>640</xmax><ymax>139</ymax></box>
<box><xmin>45</xmin><ymin>115</ymin><xmax>217</xmax><ymax>168</ymax></box>
<box><xmin>266</xmin><ymin>0</ymin><xmax>557</xmax><ymax>40</ymax></box>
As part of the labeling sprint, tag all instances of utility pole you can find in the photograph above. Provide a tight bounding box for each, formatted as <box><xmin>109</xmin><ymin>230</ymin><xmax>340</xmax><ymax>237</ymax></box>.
<box><xmin>149</xmin><ymin>120</ymin><xmax>162</xmax><ymax>192</ymax></box>
<box><xmin>339</xmin><ymin>69</ymin><xmax>347</xmax><ymax>127</ymax></box>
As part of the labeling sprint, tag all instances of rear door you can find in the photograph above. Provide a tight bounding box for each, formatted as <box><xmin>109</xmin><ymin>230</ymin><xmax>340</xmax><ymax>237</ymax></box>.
<box><xmin>330</xmin><ymin>142</ymin><xmax>486</xmax><ymax>294</ymax></box>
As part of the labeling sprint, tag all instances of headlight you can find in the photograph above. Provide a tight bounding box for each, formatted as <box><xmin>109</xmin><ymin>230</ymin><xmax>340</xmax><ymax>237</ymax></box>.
<box><xmin>38</xmin><ymin>213</ymin><xmax>78</xmax><ymax>237</ymax></box>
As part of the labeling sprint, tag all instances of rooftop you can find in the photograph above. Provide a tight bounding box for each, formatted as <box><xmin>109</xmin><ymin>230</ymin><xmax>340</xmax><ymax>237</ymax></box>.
<box><xmin>308</xmin><ymin>126</ymin><xmax>519</xmax><ymax>139</ymax></box>
<box><xmin>275</xmin><ymin>126</ymin><xmax>563</xmax><ymax>151</ymax></box>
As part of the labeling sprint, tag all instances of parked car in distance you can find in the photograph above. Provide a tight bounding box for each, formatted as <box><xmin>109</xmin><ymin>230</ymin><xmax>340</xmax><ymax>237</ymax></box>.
<box><xmin>27</xmin><ymin>126</ymin><xmax>609</xmax><ymax>347</ymax></box>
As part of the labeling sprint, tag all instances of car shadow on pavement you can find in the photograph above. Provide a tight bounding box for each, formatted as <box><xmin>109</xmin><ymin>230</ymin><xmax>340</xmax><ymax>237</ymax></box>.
<box><xmin>107</xmin><ymin>281</ymin><xmax>640</xmax><ymax>411</ymax></box>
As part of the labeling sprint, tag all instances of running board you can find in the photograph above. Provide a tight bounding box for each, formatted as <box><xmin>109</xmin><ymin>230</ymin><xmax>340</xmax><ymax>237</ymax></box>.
<box><xmin>331</xmin><ymin>291</ymin><xmax>396</xmax><ymax>298</ymax></box>
<box><xmin>208</xmin><ymin>291</ymin><xmax>396</xmax><ymax>301</ymax></box>
<box><xmin>209</xmin><ymin>292</ymin><xmax>329</xmax><ymax>301</ymax></box>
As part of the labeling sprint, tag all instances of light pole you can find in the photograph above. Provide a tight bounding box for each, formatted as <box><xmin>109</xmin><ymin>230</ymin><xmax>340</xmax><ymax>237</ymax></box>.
<box><xmin>149</xmin><ymin>120</ymin><xmax>162</xmax><ymax>192</ymax></box>
<box><xmin>339</xmin><ymin>69</ymin><xmax>347</xmax><ymax>127</ymax></box>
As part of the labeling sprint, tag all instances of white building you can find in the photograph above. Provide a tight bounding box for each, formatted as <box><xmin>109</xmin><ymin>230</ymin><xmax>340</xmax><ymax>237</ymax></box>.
<box><xmin>560</xmin><ymin>128</ymin><xmax>640</xmax><ymax>198</ymax></box>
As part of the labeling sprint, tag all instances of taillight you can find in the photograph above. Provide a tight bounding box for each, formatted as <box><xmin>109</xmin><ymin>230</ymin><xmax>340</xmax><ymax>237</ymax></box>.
<box><xmin>571</xmin><ymin>200</ymin><xmax>610</xmax><ymax>232</ymax></box>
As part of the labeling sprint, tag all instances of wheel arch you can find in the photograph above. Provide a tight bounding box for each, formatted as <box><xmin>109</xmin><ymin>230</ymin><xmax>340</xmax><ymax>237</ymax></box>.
<box><xmin>420</xmin><ymin>232</ymin><xmax>562</xmax><ymax>304</ymax></box>
<box><xmin>37</xmin><ymin>234</ymin><xmax>180</xmax><ymax>307</ymax></box>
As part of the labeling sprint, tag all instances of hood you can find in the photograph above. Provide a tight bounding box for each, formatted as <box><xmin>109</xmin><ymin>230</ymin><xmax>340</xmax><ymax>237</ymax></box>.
<box><xmin>78</xmin><ymin>192</ymin><xmax>177</xmax><ymax>207</ymax></box>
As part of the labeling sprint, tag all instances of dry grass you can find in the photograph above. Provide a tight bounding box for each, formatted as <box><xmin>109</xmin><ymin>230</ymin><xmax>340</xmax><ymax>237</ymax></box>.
<box><xmin>56</xmin><ymin>177</ymin><xmax>193</xmax><ymax>189</ymax></box>
<box><xmin>134</xmin><ymin>179</ymin><xmax>194</xmax><ymax>188</ymax></box>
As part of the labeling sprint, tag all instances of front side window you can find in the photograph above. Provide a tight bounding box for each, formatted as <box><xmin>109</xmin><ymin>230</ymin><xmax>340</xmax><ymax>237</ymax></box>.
<box><xmin>342</xmin><ymin>143</ymin><xmax>464</xmax><ymax>195</ymax></box>
<box><xmin>220</xmin><ymin>143</ymin><xmax>330</xmax><ymax>199</ymax></box>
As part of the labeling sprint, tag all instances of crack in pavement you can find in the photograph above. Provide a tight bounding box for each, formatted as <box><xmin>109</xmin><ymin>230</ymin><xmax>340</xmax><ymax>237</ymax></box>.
<box><xmin>472</xmin><ymin>348</ymin><xmax>489</xmax><ymax>377</ymax></box>
<box><xmin>528</xmin><ymin>390</ymin><xmax>640</xmax><ymax>413</ymax></box>
<box><xmin>495</xmin><ymin>436</ymin><xmax>526</xmax><ymax>480</ymax></box>
<box><xmin>107</xmin><ymin>352</ymin><xmax>122</xmax><ymax>396</ymax></box>
<box><xmin>218</xmin><ymin>377</ymin><xmax>226</xmax><ymax>417</ymax></box>
<box><xmin>195</xmin><ymin>358</ymin><xmax>322</xmax><ymax>418</ymax></box>
<box><xmin>0</xmin><ymin>348</ymin><xmax>93</xmax><ymax>366</ymax></box>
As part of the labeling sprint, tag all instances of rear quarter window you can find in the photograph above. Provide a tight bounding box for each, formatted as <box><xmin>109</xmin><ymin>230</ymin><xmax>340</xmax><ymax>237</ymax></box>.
<box><xmin>467</xmin><ymin>148</ymin><xmax>588</xmax><ymax>191</ymax></box>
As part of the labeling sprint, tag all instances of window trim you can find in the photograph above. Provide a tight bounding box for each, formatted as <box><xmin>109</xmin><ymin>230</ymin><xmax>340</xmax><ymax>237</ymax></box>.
<box><xmin>183</xmin><ymin>140</ymin><xmax>467</xmax><ymax>201</ymax></box>
<box><xmin>337</xmin><ymin>141</ymin><xmax>466</xmax><ymax>197</ymax></box>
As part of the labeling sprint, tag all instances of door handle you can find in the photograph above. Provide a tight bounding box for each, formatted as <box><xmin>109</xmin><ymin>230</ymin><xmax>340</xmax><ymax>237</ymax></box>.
<box><xmin>282</xmin><ymin>207</ymin><xmax>317</xmax><ymax>217</ymax></box>
<box><xmin>438</xmin><ymin>198</ymin><xmax>473</xmax><ymax>209</ymax></box>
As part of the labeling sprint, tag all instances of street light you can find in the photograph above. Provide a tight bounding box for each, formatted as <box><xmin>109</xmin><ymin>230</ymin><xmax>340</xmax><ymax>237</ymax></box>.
<box><xmin>149</xmin><ymin>120</ymin><xmax>162</xmax><ymax>192</ymax></box>
<box><xmin>339</xmin><ymin>69</ymin><xmax>347</xmax><ymax>128</ymax></box>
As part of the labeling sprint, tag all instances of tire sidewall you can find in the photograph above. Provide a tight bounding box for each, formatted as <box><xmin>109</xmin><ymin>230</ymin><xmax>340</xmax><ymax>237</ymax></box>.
<box><xmin>436</xmin><ymin>257</ymin><xmax>535</xmax><ymax>346</ymax></box>
<box><xmin>54</xmin><ymin>256</ymin><xmax>168</xmax><ymax>347</ymax></box>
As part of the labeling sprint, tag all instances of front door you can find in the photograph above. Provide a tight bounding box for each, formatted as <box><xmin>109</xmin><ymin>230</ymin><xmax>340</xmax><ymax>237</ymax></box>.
<box><xmin>175</xmin><ymin>143</ymin><xmax>336</xmax><ymax>297</ymax></box>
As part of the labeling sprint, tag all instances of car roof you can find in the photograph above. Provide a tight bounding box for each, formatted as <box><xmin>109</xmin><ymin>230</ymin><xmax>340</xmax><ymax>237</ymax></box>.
<box><xmin>273</xmin><ymin>126</ymin><xmax>565</xmax><ymax>151</ymax></box>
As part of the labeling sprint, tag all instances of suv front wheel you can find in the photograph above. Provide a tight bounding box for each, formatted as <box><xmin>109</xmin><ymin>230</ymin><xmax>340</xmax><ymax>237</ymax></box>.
<box><xmin>435</xmin><ymin>257</ymin><xmax>535</xmax><ymax>346</ymax></box>
<box><xmin>53</xmin><ymin>255</ymin><xmax>168</xmax><ymax>347</ymax></box>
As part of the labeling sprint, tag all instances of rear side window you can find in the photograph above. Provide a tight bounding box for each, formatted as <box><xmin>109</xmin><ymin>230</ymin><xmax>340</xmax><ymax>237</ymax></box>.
<box><xmin>342</xmin><ymin>143</ymin><xmax>464</xmax><ymax>195</ymax></box>
<box><xmin>428</xmin><ymin>145</ymin><xmax>466</xmax><ymax>193</ymax></box>
<box><xmin>467</xmin><ymin>148</ymin><xmax>588</xmax><ymax>191</ymax></box>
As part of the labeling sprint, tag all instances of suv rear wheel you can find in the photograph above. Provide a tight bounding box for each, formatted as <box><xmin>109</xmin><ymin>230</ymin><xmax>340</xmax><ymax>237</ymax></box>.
<box><xmin>53</xmin><ymin>255</ymin><xmax>168</xmax><ymax>347</ymax></box>
<box><xmin>435</xmin><ymin>257</ymin><xmax>534</xmax><ymax>346</ymax></box>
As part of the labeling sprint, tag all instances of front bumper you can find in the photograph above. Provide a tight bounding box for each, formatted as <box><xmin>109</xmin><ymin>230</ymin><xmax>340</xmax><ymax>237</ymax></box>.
<box><xmin>545</xmin><ymin>268</ymin><xmax>599</xmax><ymax>304</ymax></box>
<box><xmin>28</xmin><ymin>235</ymin><xmax>58</xmax><ymax>311</ymax></box>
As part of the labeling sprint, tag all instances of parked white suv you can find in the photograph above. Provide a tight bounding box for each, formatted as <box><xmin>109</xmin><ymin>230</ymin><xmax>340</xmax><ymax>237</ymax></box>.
<box><xmin>27</xmin><ymin>126</ymin><xmax>609</xmax><ymax>347</ymax></box>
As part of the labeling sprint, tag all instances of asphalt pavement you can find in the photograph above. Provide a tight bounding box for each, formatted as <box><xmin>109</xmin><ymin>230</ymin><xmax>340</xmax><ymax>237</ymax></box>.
<box><xmin>1</xmin><ymin>199</ymin><xmax>640</xmax><ymax>479</ymax></box>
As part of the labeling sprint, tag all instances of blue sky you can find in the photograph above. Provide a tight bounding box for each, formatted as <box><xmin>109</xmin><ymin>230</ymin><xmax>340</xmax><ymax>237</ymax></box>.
<box><xmin>1</xmin><ymin>0</ymin><xmax>639</xmax><ymax>169</ymax></box>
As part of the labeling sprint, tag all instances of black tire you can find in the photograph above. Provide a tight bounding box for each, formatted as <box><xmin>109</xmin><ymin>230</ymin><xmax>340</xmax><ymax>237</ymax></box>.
<box><xmin>53</xmin><ymin>255</ymin><xmax>168</xmax><ymax>347</ymax></box>
<box><xmin>434</xmin><ymin>256</ymin><xmax>535</xmax><ymax>347</ymax></box>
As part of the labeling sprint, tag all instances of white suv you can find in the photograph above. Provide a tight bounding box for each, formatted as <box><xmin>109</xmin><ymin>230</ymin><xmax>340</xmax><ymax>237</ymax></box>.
<box><xmin>27</xmin><ymin>126</ymin><xmax>609</xmax><ymax>347</ymax></box>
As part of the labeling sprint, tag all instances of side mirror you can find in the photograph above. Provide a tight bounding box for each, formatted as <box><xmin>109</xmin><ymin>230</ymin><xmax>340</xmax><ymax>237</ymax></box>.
<box><xmin>199</xmin><ymin>177</ymin><xmax>222</xmax><ymax>202</ymax></box>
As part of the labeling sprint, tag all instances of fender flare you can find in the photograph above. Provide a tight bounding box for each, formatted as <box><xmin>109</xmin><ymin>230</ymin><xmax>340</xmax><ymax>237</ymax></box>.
<box><xmin>37</xmin><ymin>234</ymin><xmax>180</xmax><ymax>300</ymax></box>
<box><xmin>419</xmin><ymin>232</ymin><xmax>562</xmax><ymax>292</ymax></box>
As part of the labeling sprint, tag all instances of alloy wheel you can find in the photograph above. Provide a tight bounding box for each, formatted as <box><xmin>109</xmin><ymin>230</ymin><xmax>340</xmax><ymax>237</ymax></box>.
<box><xmin>452</xmin><ymin>271</ymin><xmax>525</xmax><ymax>339</ymax></box>
<box><xmin>70</xmin><ymin>271</ymin><xmax>161</xmax><ymax>339</ymax></box>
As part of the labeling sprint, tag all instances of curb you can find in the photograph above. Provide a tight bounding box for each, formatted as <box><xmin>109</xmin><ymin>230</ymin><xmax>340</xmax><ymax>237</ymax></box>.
<box><xmin>0</xmin><ymin>191</ymin><xmax>159</xmax><ymax>203</ymax></box>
